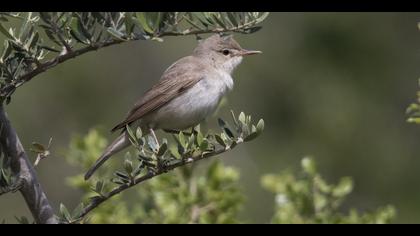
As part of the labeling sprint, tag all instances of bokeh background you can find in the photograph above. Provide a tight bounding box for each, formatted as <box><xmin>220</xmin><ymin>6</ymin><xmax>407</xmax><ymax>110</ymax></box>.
<box><xmin>1</xmin><ymin>12</ymin><xmax>420</xmax><ymax>223</ymax></box>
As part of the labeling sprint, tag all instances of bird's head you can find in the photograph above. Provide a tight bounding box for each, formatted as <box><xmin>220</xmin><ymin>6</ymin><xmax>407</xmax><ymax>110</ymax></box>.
<box><xmin>193</xmin><ymin>34</ymin><xmax>262</xmax><ymax>74</ymax></box>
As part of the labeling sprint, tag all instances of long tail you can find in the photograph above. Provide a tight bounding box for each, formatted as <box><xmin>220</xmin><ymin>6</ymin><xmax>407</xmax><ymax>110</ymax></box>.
<box><xmin>84</xmin><ymin>132</ymin><xmax>131</xmax><ymax>180</ymax></box>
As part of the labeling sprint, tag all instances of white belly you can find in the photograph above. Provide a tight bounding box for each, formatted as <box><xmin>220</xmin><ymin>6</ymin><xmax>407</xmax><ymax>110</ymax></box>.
<box><xmin>143</xmin><ymin>73</ymin><xmax>233</xmax><ymax>130</ymax></box>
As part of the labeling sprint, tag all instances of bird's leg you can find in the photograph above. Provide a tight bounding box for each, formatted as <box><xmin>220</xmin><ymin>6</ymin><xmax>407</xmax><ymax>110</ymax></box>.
<box><xmin>149</xmin><ymin>128</ymin><xmax>160</xmax><ymax>147</ymax></box>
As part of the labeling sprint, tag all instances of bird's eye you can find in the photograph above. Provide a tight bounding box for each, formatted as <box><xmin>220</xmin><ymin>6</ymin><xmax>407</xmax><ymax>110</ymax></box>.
<box><xmin>222</xmin><ymin>49</ymin><xmax>230</xmax><ymax>56</ymax></box>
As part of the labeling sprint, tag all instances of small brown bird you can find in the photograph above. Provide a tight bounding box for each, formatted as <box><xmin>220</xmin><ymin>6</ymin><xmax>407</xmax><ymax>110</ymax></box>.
<box><xmin>84</xmin><ymin>34</ymin><xmax>261</xmax><ymax>180</ymax></box>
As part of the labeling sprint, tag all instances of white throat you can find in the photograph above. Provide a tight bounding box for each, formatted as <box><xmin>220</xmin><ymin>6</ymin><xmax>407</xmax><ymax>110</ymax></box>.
<box><xmin>222</xmin><ymin>56</ymin><xmax>243</xmax><ymax>75</ymax></box>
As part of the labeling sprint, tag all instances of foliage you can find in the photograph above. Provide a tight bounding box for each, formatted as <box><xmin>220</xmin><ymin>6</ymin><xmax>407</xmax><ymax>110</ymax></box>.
<box><xmin>262</xmin><ymin>157</ymin><xmax>396</xmax><ymax>224</ymax></box>
<box><xmin>407</xmin><ymin>23</ymin><xmax>420</xmax><ymax>124</ymax></box>
<box><xmin>0</xmin><ymin>12</ymin><xmax>269</xmax><ymax>104</ymax></box>
<box><xmin>62</xmin><ymin>110</ymin><xmax>262</xmax><ymax>223</ymax></box>
<box><xmin>64</xmin><ymin>129</ymin><xmax>244</xmax><ymax>224</ymax></box>
<box><xmin>63</xmin><ymin>129</ymin><xmax>395</xmax><ymax>224</ymax></box>
<box><xmin>407</xmin><ymin>78</ymin><xmax>420</xmax><ymax>124</ymax></box>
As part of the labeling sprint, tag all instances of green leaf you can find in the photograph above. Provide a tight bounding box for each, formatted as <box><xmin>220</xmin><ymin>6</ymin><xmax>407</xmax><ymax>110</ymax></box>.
<box><xmin>244</xmin><ymin>132</ymin><xmax>258</xmax><ymax>142</ymax></box>
<box><xmin>230</xmin><ymin>140</ymin><xmax>238</xmax><ymax>149</ymax></box>
<box><xmin>0</xmin><ymin>23</ymin><xmax>14</xmax><ymax>39</ymax></box>
<box><xmin>0</xmin><ymin>169</ymin><xmax>10</xmax><ymax>186</ymax></box>
<box><xmin>95</xmin><ymin>180</ymin><xmax>103</xmax><ymax>194</ymax></box>
<box><xmin>0</xmin><ymin>41</ymin><xmax>12</xmax><ymax>62</ymax></box>
<box><xmin>40</xmin><ymin>45</ymin><xmax>60</xmax><ymax>53</ymax></box>
<box><xmin>212</xmin><ymin>14</ymin><xmax>227</xmax><ymax>29</ymax></box>
<box><xmin>39</xmin><ymin>12</ymin><xmax>52</xmax><ymax>23</ymax></box>
<box><xmin>196</xmin><ymin>131</ymin><xmax>204</xmax><ymax>146</ymax></box>
<box><xmin>191</xmin><ymin>12</ymin><xmax>211</xmax><ymax>27</ymax></box>
<box><xmin>69</xmin><ymin>27</ymin><xmax>89</xmax><ymax>44</ymax></box>
<box><xmin>301</xmin><ymin>157</ymin><xmax>317</xmax><ymax>176</ymax></box>
<box><xmin>238</xmin><ymin>112</ymin><xmax>246</xmax><ymax>124</ymax></box>
<box><xmin>230</xmin><ymin>110</ymin><xmax>238</xmax><ymax>126</ymax></box>
<box><xmin>217</xmin><ymin>118</ymin><xmax>226</xmax><ymax>129</ymax></box>
<box><xmin>256</xmin><ymin>119</ymin><xmax>265</xmax><ymax>134</ymax></box>
<box><xmin>218</xmin><ymin>118</ymin><xmax>235</xmax><ymax>138</ymax></box>
<box><xmin>199</xmin><ymin>139</ymin><xmax>209</xmax><ymax>151</ymax></box>
<box><xmin>184</xmin><ymin>16</ymin><xmax>206</xmax><ymax>30</ymax></box>
<box><xmin>244</xmin><ymin>26</ymin><xmax>262</xmax><ymax>34</ymax></box>
<box><xmin>224</xmin><ymin>127</ymin><xmax>235</xmax><ymax>139</ymax></box>
<box><xmin>147</xmin><ymin>135</ymin><xmax>158</xmax><ymax>151</ymax></box>
<box><xmin>215</xmin><ymin>134</ymin><xmax>226</xmax><ymax>147</ymax></box>
<box><xmin>28</xmin><ymin>31</ymin><xmax>39</xmax><ymax>49</ymax></box>
<box><xmin>332</xmin><ymin>177</ymin><xmax>353</xmax><ymax>198</ymax></box>
<box><xmin>76</xmin><ymin>15</ymin><xmax>92</xmax><ymax>41</ymax></box>
<box><xmin>107</xmin><ymin>27</ymin><xmax>126</xmax><ymax>40</ymax></box>
<box><xmin>59</xmin><ymin>203</ymin><xmax>72</xmax><ymax>222</ymax></box>
<box><xmin>136</xmin><ymin>12</ymin><xmax>154</xmax><ymax>34</ymax></box>
<box><xmin>111</xmin><ymin>178</ymin><xmax>125</xmax><ymax>185</ymax></box>
<box><xmin>256</xmin><ymin>12</ymin><xmax>270</xmax><ymax>23</ymax></box>
<box><xmin>124</xmin><ymin>12</ymin><xmax>135</xmax><ymax>35</ymax></box>
<box><xmin>407</xmin><ymin>117</ymin><xmax>420</xmax><ymax>124</ymax></box>
<box><xmin>227</xmin><ymin>12</ymin><xmax>238</xmax><ymax>27</ymax></box>
<box><xmin>18</xmin><ymin>12</ymin><xmax>32</xmax><ymax>40</ymax></box>
<box><xmin>178</xmin><ymin>131</ymin><xmax>186</xmax><ymax>148</ymax></box>
<box><xmin>157</xmin><ymin>142</ymin><xmax>167</xmax><ymax>156</ymax></box>
<box><xmin>126</xmin><ymin>125</ymin><xmax>139</xmax><ymax>147</ymax></box>
<box><xmin>136</xmin><ymin>127</ymin><xmax>143</xmax><ymax>139</ymax></box>
<box><xmin>71</xmin><ymin>203</ymin><xmax>84</xmax><ymax>219</ymax></box>
<box><xmin>153</xmin><ymin>12</ymin><xmax>162</xmax><ymax>32</ymax></box>
<box><xmin>15</xmin><ymin>216</ymin><xmax>30</xmax><ymax>224</ymax></box>
<box><xmin>31</xmin><ymin>142</ymin><xmax>45</xmax><ymax>153</ymax></box>
<box><xmin>406</xmin><ymin>103</ymin><xmax>419</xmax><ymax>114</ymax></box>
<box><xmin>124</xmin><ymin>158</ymin><xmax>133</xmax><ymax>174</ymax></box>
<box><xmin>251</xmin><ymin>125</ymin><xmax>257</xmax><ymax>133</ymax></box>
<box><xmin>44</xmin><ymin>29</ymin><xmax>61</xmax><ymax>46</ymax></box>
<box><xmin>114</xmin><ymin>171</ymin><xmax>130</xmax><ymax>180</ymax></box>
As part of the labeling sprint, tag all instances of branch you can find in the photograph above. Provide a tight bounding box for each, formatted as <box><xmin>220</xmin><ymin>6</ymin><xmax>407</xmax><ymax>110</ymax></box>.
<box><xmin>76</xmin><ymin>143</ymin><xmax>238</xmax><ymax>221</ymax></box>
<box><xmin>0</xmin><ymin>40</ymin><xmax>124</xmax><ymax>99</ymax></box>
<box><xmin>0</xmin><ymin>105</ymin><xmax>58</xmax><ymax>224</ymax></box>
<box><xmin>0</xmin><ymin>26</ymin><xmax>258</xmax><ymax>100</ymax></box>
<box><xmin>159</xmin><ymin>28</ymin><xmax>252</xmax><ymax>37</ymax></box>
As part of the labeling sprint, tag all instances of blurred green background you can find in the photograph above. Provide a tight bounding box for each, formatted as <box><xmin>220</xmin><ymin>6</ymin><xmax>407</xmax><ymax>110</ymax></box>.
<box><xmin>1</xmin><ymin>12</ymin><xmax>420</xmax><ymax>223</ymax></box>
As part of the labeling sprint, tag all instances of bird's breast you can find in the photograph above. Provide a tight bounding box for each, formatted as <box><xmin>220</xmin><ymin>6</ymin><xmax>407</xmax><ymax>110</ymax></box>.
<box><xmin>144</xmin><ymin>72</ymin><xmax>233</xmax><ymax>130</ymax></box>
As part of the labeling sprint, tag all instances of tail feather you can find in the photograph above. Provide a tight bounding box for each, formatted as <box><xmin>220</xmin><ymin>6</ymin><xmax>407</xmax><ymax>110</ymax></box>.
<box><xmin>84</xmin><ymin>132</ymin><xmax>130</xmax><ymax>180</ymax></box>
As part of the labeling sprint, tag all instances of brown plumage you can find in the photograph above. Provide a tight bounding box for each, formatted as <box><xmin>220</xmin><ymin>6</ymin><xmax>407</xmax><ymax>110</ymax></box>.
<box><xmin>111</xmin><ymin>56</ymin><xmax>205</xmax><ymax>132</ymax></box>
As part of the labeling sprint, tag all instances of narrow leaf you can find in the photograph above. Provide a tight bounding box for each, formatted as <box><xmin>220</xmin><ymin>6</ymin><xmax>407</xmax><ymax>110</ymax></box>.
<box><xmin>124</xmin><ymin>158</ymin><xmax>133</xmax><ymax>174</ymax></box>
<box><xmin>71</xmin><ymin>203</ymin><xmax>84</xmax><ymax>219</ymax></box>
<box><xmin>136</xmin><ymin>12</ymin><xmax>154</xmax><ymax>34</ymax></box>
<box><xmin>157</xmin><ymin>142</ymin><xmax>167</xmax><ymax>156</ymax></box>
<box><xmin>215</xmin><ymin>134</ymin><xmax>226</xmax><ymax>147</ymax></box>
<box><xmin>0</xmin><ymin>23</ymin><xmax>13</xmax><ymax>39</ymax></box>
<box><xmin>107</xmin><ymin>27</ymin><xmax>126</xmax><ymax>40</ymax></box>
<box><xmin>60</xmin><ymin>203</ymin><xmax>71</xmax><ymax>222</ymax></box>
<box><xmin>31</xmin><ymin>142</ymin><xmax>45</xmax><ymax>152</ymax></box>
<box><xmin>256</xmin><ymin>119</ymin><xmax>265</xmax><ymax>133</ymax></box>
<box><xmin>244</xmin><ymin>132</ymin><xmax>259</xmax><ymax>142</ymax></box>
<box><xmin>95</xmin><ymin>181</ymin><xmax>103</xmax><ymax>194</ymax></box>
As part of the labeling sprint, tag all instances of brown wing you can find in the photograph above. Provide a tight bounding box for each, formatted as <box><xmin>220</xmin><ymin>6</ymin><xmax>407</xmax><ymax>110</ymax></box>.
<box><xmin>111</xmin><ymin>56</ymin><xmax>204</xmax><ymax>132</ymax></box>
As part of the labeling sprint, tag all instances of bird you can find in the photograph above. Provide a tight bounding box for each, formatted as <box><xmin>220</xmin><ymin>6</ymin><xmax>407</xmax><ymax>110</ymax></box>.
<box><xmin>84</xmin><ymin>33</ymin><xmax>261</xmax><ymax>180</ymax></box>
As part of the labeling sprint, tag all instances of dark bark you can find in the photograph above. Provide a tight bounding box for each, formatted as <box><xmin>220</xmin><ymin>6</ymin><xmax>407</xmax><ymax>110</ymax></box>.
<box><xmin>0</xmin><ymin>105</ymin><xmax>58</xmax><ymax>224</ymax></box>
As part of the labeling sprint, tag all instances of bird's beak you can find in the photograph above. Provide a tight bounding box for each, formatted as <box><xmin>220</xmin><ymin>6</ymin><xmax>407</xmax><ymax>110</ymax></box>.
<box><xmin>239</xmin><ymin>49</ymin><xmax>262</xmax><ymax>56</ymax></box>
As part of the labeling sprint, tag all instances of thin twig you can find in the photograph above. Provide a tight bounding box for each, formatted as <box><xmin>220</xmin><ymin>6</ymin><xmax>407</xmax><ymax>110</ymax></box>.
<box><xmin>0</xmin><ymin>24</ymin><xmax>257</xmax><ymax>100</ymax></box>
